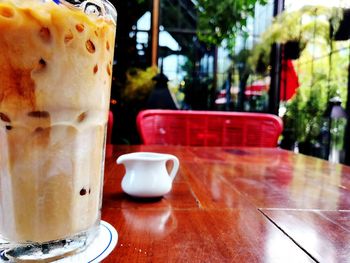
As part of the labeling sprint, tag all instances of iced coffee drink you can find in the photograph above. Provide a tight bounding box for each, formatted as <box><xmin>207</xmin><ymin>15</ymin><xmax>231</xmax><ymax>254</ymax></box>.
<box><xmin>0</xmin><ymin>0</ymin><xmax>116</xmax><ymax>260</ymax></box>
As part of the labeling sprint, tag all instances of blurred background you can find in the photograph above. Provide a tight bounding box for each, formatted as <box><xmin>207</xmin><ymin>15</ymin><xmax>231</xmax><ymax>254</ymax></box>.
<box><xmin>108</xmin><ymin>0</ymin><xmax>350</xmax><ymax>165</ymax></box>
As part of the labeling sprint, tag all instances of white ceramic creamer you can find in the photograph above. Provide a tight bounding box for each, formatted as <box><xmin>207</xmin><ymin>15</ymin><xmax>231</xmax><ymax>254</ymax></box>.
<box><xmin>116</xmin><ymin>152</ymin><xmax>179</xmax><ymax>198</ymax></box>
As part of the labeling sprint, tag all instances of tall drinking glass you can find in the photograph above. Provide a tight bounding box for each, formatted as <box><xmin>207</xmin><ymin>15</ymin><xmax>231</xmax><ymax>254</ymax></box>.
<box><xmin>0</xmin><ymin>0</ymin><xmax>116</xmax><ymax>261</ymax></box>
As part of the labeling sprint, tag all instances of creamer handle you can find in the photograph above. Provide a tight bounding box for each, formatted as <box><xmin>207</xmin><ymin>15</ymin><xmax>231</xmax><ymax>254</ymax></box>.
<box><xmin>167</xmin><ymin>155</ymin><xmax>179</xmax><ymax>181</ymax></box>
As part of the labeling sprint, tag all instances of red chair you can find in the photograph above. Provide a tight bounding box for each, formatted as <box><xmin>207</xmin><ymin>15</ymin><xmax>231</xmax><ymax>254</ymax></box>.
<box><xmin>136</xmin><ymin>110</ymin><xmax>283</xmax><ymax>147</ymax></box>
<box><xmin>107</xmin><ymin>110</ymin><xmax>113</xmax><ymax>144</ymax></box>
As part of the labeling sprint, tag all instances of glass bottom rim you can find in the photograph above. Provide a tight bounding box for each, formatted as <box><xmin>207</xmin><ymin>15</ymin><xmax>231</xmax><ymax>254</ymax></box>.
<box><xmin>0</xmin><ymin>226</ymin><xmax>99</xmax><ymax>262</ymax></box>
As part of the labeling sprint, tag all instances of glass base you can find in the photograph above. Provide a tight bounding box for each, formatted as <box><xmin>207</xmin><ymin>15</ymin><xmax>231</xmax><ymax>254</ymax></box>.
<box><xmin>0</xmin><ymin>227</ymin><xmax>98</xmax><ymax>262</ymax></box>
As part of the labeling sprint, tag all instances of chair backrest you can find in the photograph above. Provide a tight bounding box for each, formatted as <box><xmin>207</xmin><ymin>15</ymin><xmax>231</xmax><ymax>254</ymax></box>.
<box><xmin>136</xmin><ymin>109</ymin><xmax>283</xmax><ymax>147</ymax></box>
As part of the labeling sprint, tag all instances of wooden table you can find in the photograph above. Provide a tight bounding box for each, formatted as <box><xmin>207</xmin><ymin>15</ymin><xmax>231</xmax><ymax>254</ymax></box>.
<box><xmin>101</xmin><ymin>145</ymin><xmax>350</xmax><ymax>262</ymax></box>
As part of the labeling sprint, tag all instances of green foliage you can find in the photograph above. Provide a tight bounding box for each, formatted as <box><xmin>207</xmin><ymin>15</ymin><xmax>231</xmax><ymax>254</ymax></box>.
<box><xmin>123</xmin><ymin>67</ymin><xmax>158</xmax><ymax>103</ymax></box>
<box><xmin>284</xmin><ymin>84</ymin><xmax>325</xmax><ymax>143</ymax></box>
<box><xmin>283</xmin><ymin>43</ymin><xmax>349</xmax><ymax>143</ymax></box>
<box><xmin>195</xmin><ymin>0</ymin><xmax>267</xmax><ymax>46</ymax></box>
<box><xmin>242</xmin><ymin>5</ymin><xmax>349</xmax><ymax>147</ymax></box>
<box><xmin>249</xmin><ymin>6</ymin><xmax>340</xmax><ymax>71</ymax></box>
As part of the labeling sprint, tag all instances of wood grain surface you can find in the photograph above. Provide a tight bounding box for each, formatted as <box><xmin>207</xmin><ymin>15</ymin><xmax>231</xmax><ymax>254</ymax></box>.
<box><xmin>101</xmin><ymin>145</ymin><xmax>350</xmax><ymax>262</ymax></box>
